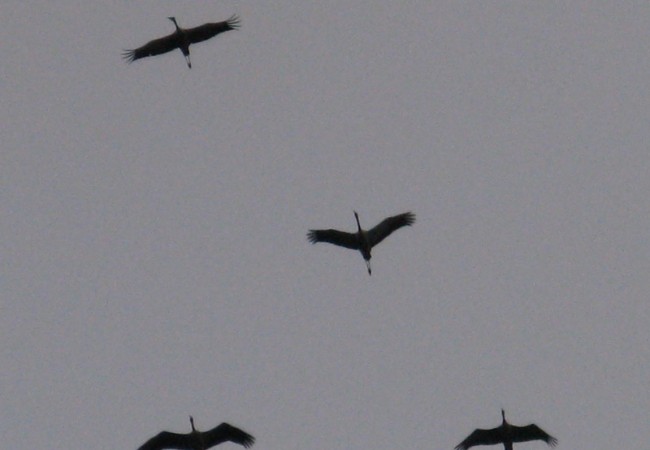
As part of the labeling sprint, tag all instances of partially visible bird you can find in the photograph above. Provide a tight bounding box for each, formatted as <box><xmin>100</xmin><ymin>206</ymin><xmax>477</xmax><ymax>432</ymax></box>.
<box><xmin>307</xmin><ymin>211</ymin><xmax>415</xmax><ymax>275</ymax></box>
<box><xmin>123</xmin><ymin>15</ymin><xmax>240</xmax><ymax>68</ymax></box>
<box><xmin>138</xmin><ymin>416</ymin><xmax>255</xmax><ymax>450</ymax></box>
<box><xmin>455</xmin><ymin>409</ymin><xmax>558</xmax><ymax>450</ymax></box>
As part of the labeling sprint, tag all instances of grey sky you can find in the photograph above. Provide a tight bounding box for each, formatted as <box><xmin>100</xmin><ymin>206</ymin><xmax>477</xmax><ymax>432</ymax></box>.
<box><xmin>2</xmin><ymin>1</ymin><xmax>649</xmax><ymax>449</ymax></box>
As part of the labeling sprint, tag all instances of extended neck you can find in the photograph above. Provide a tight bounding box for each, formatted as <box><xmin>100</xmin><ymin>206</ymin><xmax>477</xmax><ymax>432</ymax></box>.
<box><xmin>168</xmin><ymin>17</ymin><xmax>180</xmax><ymax>31</ymax></box>
<box><xmin>189</xmin><ymin>416</ymin><xmax>196</xmax><ymax>432</ymax></box>
<box><xmin>501</xmin><ymin>409</ymin><xmax>507</xmax><ymax>425</ymax></box>
<box><xmin>353</xmin><ymin>211</ymin><xmax>362</xmax><ymax>233</ymax></box>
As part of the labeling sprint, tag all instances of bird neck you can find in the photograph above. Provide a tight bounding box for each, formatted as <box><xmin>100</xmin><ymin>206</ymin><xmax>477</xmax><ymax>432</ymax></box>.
<box><xmin>354</xmin><ymin>212</ymin><xmax>362</xmax><ymax>233</ymax></box>
<box><xmin>169</xmin><ymin>17</ymin><xmax>180</xmax><ymax>31</ymax></box>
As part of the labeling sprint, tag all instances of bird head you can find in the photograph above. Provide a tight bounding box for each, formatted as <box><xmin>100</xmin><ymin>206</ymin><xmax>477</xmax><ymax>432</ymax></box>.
<box><xmin>501</xmin><ymin>409</ymin><xmax>506</xmax><ymax>423</ymax></box>
<box><xmin>189</xmin><ymin>415</ymin><xmax>196</xmax><ymax>431</ymax></box>
<box><xmin>168</xmin><ymin>17</ymin><xmax>179</xmax><ymax>27</ymax></box>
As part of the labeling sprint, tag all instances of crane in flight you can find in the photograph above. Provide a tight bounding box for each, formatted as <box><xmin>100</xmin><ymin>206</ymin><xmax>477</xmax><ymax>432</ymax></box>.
<box><xmin>123</xmin><ymin>15</ymin><xmax>240</xmax><ymax>68</ymax></box>
<box><xmin>137</xmin><ymin>416</ymin><xmax>255</xmax><ymax>450</ymax></box>
<box><xmin>307</xmin><ymin>211</ymin><xmax>415</xmax><ymax>275</ymax></box>
<box><xmin>455</xmin><ymin>409</ymin><xmax>558</xmax><ymax>450</ymax></box>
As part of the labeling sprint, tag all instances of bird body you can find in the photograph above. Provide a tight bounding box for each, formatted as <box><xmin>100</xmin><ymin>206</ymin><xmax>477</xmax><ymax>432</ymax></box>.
<box><xmin>307</xmin><ymin>211</ymin><xmax>415</xmax><ymax>275</ymax></box>
<box><xmin>455</xmin><ymin>410</ymin><xmax>557</xmax><ymax>450</ymax></box>
<box><xmin>123</xmin><ymin>15</ymin><xmax>240</xmax><ymax>68</ymax></box>
<box><xmin>138</xmin><ymin>416</ymin><xmax>255</xmax><ymax>450</ymax></box>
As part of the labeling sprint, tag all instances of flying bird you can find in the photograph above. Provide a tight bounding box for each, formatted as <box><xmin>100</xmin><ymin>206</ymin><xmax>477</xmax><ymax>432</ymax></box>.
<box><xmin>307</xmin><ymin>211</ymin><xmax>415</xmax><ymax>275</ymax></box>
<box><xmin>138</xmin><ymin>416</ymin><xmax>255</xmax><ymax>450</ymax></box>
<box><xmin>123</xmin><ymin>15</ymin><xmax>240</xmax><ymax>68</ymax></box>
<box><xmin>455</xmin><ymin>409</ymin><xmax>558</xmax><ymax>450</ymax></box>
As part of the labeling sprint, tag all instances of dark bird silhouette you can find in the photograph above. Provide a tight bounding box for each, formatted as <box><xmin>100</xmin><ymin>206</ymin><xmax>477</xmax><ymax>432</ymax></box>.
<box><xmin>123</xmin><ymin>15</ymin><xmax>240</xmax><ymax>68</ymax></box>
<box><xmin>138</xmin><ymin>416</ymin><xmax>255</xmax><ymax>450</ymax></box>
<box><xmin>307</xmin><ymin>211</ymin><xmax>415</xmax><ymax>275</ymax></box>
<box><xmin>455</xmin><ymin>409</ymin><xmax>558</xmax><ymax>450</ymax></box>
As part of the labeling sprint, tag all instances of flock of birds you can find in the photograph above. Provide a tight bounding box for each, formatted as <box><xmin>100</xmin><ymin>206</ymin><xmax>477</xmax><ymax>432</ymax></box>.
<box><xmin>137</xmin><ymin>409</ymin><xmax>556</xmax><ymax>450</ymax></box>
<box><xmin>124</xmin><ymin>14</ymin><xmax>558</xmax><ymax>450</ymax></box>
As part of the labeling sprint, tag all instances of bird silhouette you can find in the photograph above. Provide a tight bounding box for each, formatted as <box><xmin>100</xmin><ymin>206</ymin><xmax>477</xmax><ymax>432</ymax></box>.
<box><xmin>138</xmin><ymin>416</ymin><xmax>254</xmax><ymax>450</ymax></box>
<box><xmin>123</xmin><ymin>15</ymin><xmax>240</xmax><ymax>68</ymax></box>
<box><xmin>455</xmin><ymin>409</ymin><xmax>557</xmax><ymax>450</ymax></box>
<box><xmin>307</xmin><ymin>211</ymin><xmax>415</xmax><ymax>275</ymax></box>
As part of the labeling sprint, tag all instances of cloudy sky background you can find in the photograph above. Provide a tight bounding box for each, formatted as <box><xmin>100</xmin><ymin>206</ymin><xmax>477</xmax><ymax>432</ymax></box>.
<box><xmin>2</xmin><ymin>2</ymin><xmax>649</xmax><ymax>449</ymax></box>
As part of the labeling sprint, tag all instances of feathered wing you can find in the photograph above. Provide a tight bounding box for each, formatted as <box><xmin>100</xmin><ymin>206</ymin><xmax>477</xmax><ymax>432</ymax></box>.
<box><xmin>455</xmin><ymin>428</ymin><xmax>503</xmax><ymax>450</ymax></box>
<box><xmin>137</xmin><ymin>431</ymin><xmax>192</xmax><ymax>450</ymax></box>
<box><xmin>366</xmin><ymin>212</ymin><xmax>415</xmax><ymax>248</ymax></box>
<box><xmin>123</xmin><ymin>33</ymin><xmax>180</xmax><ymax>63</ymax></box>
<box><xmin>307</xmin><ymin>229</ymin><xmax>360</xmax><ymax>250</ymax></box>
<box><xmin>185</xmin><ymin>15</ymin><xmax>240</xmax><ymax>44</ymax></box>
<box><xmin>511</xmin><ymin>424</ymin><xmax>558</xmax><ymax>447</ymax></box>
<box><xmin>203</xmin><ymin>423</ymin><xmax>255</xmax><ymax>448</ymax></box>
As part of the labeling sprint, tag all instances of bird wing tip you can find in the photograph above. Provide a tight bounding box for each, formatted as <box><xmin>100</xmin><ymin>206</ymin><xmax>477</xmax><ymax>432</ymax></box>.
<box><xmin>121</xmin><ymin>50</ymin><xmax>136</xmax><ymax>63</ymax></box>
<box><xmin>227</xmin><ymin>14</ymin><xmax>241</xmax><ymax>29</ymax></box>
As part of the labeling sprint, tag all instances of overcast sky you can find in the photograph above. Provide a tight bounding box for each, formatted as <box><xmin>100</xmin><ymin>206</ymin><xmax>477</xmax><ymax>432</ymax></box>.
<box><xmin>2</xmin><ymin>2</ymin><xmax>649</xmax><ymax>449</ymax></box>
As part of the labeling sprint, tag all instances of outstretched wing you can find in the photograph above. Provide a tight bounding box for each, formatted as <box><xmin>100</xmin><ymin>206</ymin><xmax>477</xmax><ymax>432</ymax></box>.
<box><xmin>511</xmin><ymin>424</ymin><xmax>558</xmax><ymax>447</ymax></box>
<box><xmin>185</xmin><ymin>15</ymin><xmax>240</xmax><ymax>45</ymax></box>
<box><xmin>203</xmin><ymin>423</ymin><xmax>255</xmax><ymax>448</ymax></box>
<box><xmin>123</xmin><ymin>32</ymin><xmax>179</xmax><ymax>63</ymax></box>
<box><xmin>307</xmin><ymin>229</ymin><xmax>360</xmax><ymax>250</ymax></box>
<box><xmin>455</xmin><ymin>427</ymin><xmax>502</xmax><ymax>450</ymax></box>
<box><xmin>138</xmin><ymin>431</ymin><xmax>192</xmax><ymax>450</ymax></box>
<box><xmin>366</xmin><ymin>212</ymin><xmax>415</xmax><ymax>248</ymax></box>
